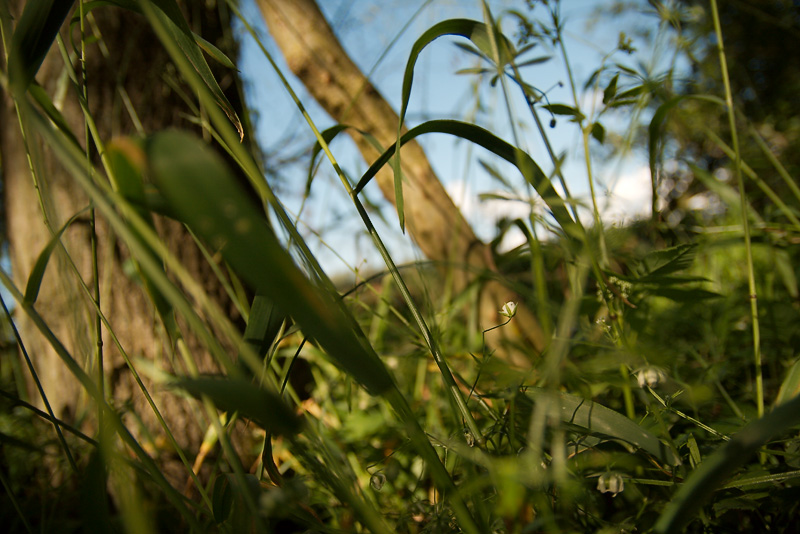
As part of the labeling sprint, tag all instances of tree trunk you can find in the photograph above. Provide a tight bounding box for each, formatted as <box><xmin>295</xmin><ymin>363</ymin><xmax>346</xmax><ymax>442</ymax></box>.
<box><xmin>1</xmin><ymin>1</ymin><xmax>248</xmax><ymax>485</ymax></box>
<box><xmin>256</xmin><ymin>0</ymin><xmax>545</xmax><ymax>362</ymax></box>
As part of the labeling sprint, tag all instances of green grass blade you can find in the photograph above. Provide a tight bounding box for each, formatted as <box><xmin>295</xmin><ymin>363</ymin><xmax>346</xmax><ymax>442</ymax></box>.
<box><xmin>399</xmin><ymin>19</ymin><xmax>513</xmax><ymax>127</ymax></box>
<box><xmin>775</xmin><ymin>358</ymin><xmax>800</xmax><ymax>406</ymax></box>
<box><xmin>353</xmin><ymin>119</ymin><xmax>582</xmax><ymax>244</ymax></box>
<box><xmin>23</xmin><ymin>208</ymin><xmax>88</xmax><ymax>306</ymax></box>
<box><xmin>169</xmin><ymin>375</ymin><xmax>302</xmax><ymax>436</ymax></box>
<box><xmin>526</xmin><ymin>388</ymin><xmax>681</xmax><ymax>467</ymax></box>
<box><xmin>7</xmin><ymin>0</ymin><xmax>75</xmax><ymax>96</ymax></box>
<box><xmin>393</xmin><ymin>18</ymin><xmax>514</xmax><ymax>231</ymax></box>
<box><xmin>146</xmin><ymin>129</ymin><xmax>394</xmax><ymax>396</ymax></box>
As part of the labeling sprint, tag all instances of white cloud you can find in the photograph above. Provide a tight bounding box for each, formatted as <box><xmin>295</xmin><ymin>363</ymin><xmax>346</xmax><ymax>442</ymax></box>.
<box><xmin>598</xmin><ymin>164</ymin><xmax>653</xmax><ymax>224</ymax></box>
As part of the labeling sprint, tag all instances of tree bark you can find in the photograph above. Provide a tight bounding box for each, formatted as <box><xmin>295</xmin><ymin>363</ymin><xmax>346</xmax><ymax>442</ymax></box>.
<box><xmin>256</xmin><ymin>0</ymin><xmax>545</xmax><ymax>362</ymax></box>
<box><xmin>1</xmin><ymin>1</ymin><xmax>249</xmax><ymax>485</ymax></box>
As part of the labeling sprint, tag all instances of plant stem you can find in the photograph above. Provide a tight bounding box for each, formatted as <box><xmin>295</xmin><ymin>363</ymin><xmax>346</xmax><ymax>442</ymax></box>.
<box><xmin>709</xmin><ymin>0</ymin><xmax>763</xmax><ymax>419</ymax></box>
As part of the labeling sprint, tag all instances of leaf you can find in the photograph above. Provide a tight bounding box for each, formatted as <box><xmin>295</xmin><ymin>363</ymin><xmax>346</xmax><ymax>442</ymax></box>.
<box><xmin>147</xmin><ymin>130</ymin><xmax>393</xmax><ymax>396</ymax></box>
<box><xmin>8</xmin><ymin>0</ymin><xmax>75</xmax><ymax>96</ymax></box>
<box><xmin>515</xmin><ymin>55</ymin><xmax>551</xmax><ymax>68</ymax></box>
<box><xmin>170</xmin><ymin>375</ymin><xmax>302</xmax><ymax>435</ymax></box>
<box><xmin>590</xmin><ymin>122</ymin><xmax>605</xmax><ymax>144</ymax></box>
<box><xmin>28</xmin><ymin>83</ymin><xmax>78</xmax><ymax>145</ymax></box>
<box><xmin>212</xmin><ymin>475</ymin><xmax>234</xmax><ymax>524</ymax></box>
<box><xmin>353</xmin><ymin>119</ymin><xmax>584</xmax><ymax>246</ymax></box>
<box><xmin>24</xmin><ymin>208</ymin><xmax>88</xmax><ymax>306</ymax></box>
<box><xmin>603</xmin><ymin>73</ymin><xmax>619</xmax><ymax>104</ymax></box>
<box><xmin>241</xmin><ymin>290</ymin><xmax>285</xmax><ymax>359</ymax></box>
<box><xmin>646</xmin><ymin>287</ymin><xmax>721</xmax><ymax>302</ymax></box>
<box><xmin>526</xmin><ymin>388</ymin><xmax>681</xmax><ymax>467</ymax></box>
<box><xmin>639</xmin><ymin>244</ymin><xmax>698</xmax><ymax>279</ymax></box>
<box><xmin>775</xmin><ymin>358</ymin><xmax>800</xmax><ymax>406</ymax></box>
<box><xmin>193</xmin><ymin>33</ymin><xmax>237</xmax><ymax>70</ymax></box>
<box><xmin>542</xmin><ymin>103</ymin><xmax>585</xmax><ymax>121</ymax></box>
<box><xmin>395</xmin><ymin>19</ymin><xmax>516</xmax><ymax>231</ymax></box>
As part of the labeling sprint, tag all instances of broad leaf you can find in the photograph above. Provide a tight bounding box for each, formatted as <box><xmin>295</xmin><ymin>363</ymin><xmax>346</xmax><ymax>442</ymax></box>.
<box><xmin>169</xmin><ymin>375</ymin><xmax>302</xmax><ymax>436</ymax></box>
<box><xmin>147</xmin><ymin>130</ymin><xmax>393</xmax><ymax>396</ymax></box>
<box><xmin>526</xmin><ymin>388</ymin><xmax>681</xmax><ymax>467</ymax></box>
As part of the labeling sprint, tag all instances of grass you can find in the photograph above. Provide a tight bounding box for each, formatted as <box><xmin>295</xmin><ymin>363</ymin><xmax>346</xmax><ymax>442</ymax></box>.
<box><xmin>1</xmin><ymin>0</ymin><xmax>800</xmax><ymax>532</ymax></box>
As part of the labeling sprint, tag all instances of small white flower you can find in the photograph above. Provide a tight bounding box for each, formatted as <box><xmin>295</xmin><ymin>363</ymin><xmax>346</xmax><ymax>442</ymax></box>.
<box><xmin>637</xmin><ymin>366</ymin><xmax>666</xmax><ymax>389</ymax></box>
<box><xmin>370</xmin><ymin>472</ymin><xmax>386</xmax><ymax>491</ymax></box>
<box><xmin>499</xmin><ymin>301</ymin><xmax>517</xmax><ymax>319</ymax></box>
<box><xmin>597</xmin><ymin>472</ymin><xmax>624</xmax><ymax>497</ymax></box>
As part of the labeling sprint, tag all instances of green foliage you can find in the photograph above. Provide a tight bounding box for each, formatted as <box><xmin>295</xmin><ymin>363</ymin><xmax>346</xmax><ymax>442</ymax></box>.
<box><xmin>2</xmin><ymin>0</ymin><xmax>800</xmax><ymax>533</ymax></box>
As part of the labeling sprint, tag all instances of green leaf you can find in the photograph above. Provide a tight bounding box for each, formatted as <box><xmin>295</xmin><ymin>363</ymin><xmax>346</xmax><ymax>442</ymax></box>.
<box><xmin>353</xmin><ymin>119</ymin><xmax>583</xmax><ymax>246</ymax></box>
<box><xmin>147</xmin><ymin>130</ymin><xmax>393</xmax><ymax>396</ymax></box>
<box><xmin>169</xmin><ymin>375</ymin><xmax>302</xmax><ymax>436</ymax></box>
<box><xmin>603</xmin><ymin>73</ymin><xmax>619</xmax><ymax>104</ymax></box>
<box><xmin>639</xmin><ymin>244</ymin><xmax>698</xmax><ymax>278</ymax></box>
<box><xmin>542</xmin><ymin>103</ymin><xmax>585</xmax><ymax>121</ymax></box>
<box><xmin>590</xmin><ymin>122</ymin><xmax>605</xmax><ymax>144</ymax></box>
<box><xmin>24</xmin><ymin>208</ymin><xmax>88</xmax><ymax>306</ymax></box>
<box><xmin>775</xmin><ymin>358</ymin><xmax>800</xmax><ymax>406</ymax></box>
<box><xmin>8</xmin><ymin>0</ymin><xmax>75</xmax><ymax>96</ymax></box>
<box><xmin>395</xmin><ymin>19</ymin><xmax>516</xmax><ymax>232</ymax></box>
<box><xmin>646</xmin><ymin>287</ymin><xmax>721</xmax><ymax>302</ymax></box>
<box><xmin>526</xmin><ymin>388</ymin><xmax>681</xmax><ymax>467</ymax></box>
<box><xmin>193</xmin><ymin>33</ymin><xmax>237</xmax><ymax>70</ymax></box>
<box><xmin>28</xmin><ymin>83</ymin><xmax>78</xmax><ymax>145</ymax></box>
<box><xmin>242</xmin><ymin>290</ymin><xmax>285</xmax><ymax>359</ymax></box>
<box><xmin>211</xmin><ymin>475</ymin><xmax>234</xmax><ymax>524</ymax></box>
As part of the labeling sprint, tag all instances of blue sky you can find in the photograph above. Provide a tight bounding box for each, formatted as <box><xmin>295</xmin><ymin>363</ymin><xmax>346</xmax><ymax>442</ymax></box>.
<box><xmin>234</xmin><ymin>0</ymin><xmax>670</xmax><ymax>278</ymax></box>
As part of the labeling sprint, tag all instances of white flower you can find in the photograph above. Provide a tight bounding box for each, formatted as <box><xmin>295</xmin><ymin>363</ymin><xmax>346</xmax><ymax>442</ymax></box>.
<box><xmin>499</xmin><ymin>301</ymin><xmax>517</xmax><ymax>319</ymax></box>
<box><xmin>636</xmin><ymin>366</ymin><xmax>667</xmax><ymax>389</ymax></box>
<box><xmin>597</xmin><ymin>472</ymin><xmax>624</xmax><ymax>497</ymax></box>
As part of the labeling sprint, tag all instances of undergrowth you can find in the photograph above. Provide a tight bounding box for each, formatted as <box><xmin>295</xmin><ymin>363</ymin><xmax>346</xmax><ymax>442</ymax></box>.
<box><xmin>1</xmin><ymin>1</ymin><xmax>799</xmax><ymax>533</ymax></box>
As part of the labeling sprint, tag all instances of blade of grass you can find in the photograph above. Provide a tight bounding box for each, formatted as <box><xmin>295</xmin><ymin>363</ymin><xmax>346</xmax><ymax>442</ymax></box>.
<box><xmin>709</xmin><ymin>0</ymin><xmax>763</xmax><ymax>419</ymax></box>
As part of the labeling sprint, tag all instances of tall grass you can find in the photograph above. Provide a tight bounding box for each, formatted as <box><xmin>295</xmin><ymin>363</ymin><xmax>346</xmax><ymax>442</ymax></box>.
<box><xmin>1</xmin><ymin>1</ymin><xmax>799</xmax><ymax>533</ymax></box>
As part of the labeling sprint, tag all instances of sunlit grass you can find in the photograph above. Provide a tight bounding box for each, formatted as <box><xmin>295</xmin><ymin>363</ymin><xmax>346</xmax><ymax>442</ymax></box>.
<box><xmin>1</xmin><ymin>1</ymin><xmax>799</xmax><ymax>533</ymax></box>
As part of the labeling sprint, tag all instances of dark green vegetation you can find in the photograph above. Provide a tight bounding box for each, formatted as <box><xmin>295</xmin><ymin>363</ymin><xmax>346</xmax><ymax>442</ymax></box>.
<box><xmin>1</xmin><ymin>0</ymin><xmax>800</xmax><ymax>532</ymax></box>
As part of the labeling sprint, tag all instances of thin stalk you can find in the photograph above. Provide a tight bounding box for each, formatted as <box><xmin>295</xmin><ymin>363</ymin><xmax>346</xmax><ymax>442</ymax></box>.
<box><xmin>481</xmin><ymin>1</ymin><xmax>521</xmax><ymax>147</ymax></box>
<box><xmin>554</xmin><ymin>7</ymin><xmax>608</xmax><ymax>264</ymax></box>
<box><xmin>709</xmin><ymin>0</ymin><xmax>763</xmax><ymax>418</ymax></box>
<box><xmin>78</xmin><ymin>0</ymin><xmax>106</xmax><ymax>438</ymax></box>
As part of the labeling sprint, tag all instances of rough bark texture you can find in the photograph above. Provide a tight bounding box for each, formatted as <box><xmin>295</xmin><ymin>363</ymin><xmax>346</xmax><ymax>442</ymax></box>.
<box><xmin>256</xmin><ymin>0</ymin><xmax>545</xmax><ymax>362</ymax></box>
<box><xmin>1</xmin><ymin>1</ymin><xmax>250</xmax><ymax>485</ymax></box>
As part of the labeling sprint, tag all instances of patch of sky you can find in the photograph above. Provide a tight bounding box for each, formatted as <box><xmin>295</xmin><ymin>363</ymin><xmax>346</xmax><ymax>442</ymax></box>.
<box><xmin>233</xmin><ymin>0</ymin><xmax>689</xmax><ymax>278</ymax></box>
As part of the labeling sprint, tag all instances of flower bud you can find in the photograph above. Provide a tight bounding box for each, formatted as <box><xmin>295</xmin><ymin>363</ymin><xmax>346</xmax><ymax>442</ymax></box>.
<box><xmin>499</xmin><ymin>301</ymin><xmax>517</xmax><ymax>319</ymax></box>
<box><xmin>597</xmin><ymin>472</ymin><xmax>624</xmax><ymax>497</ymax></box>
